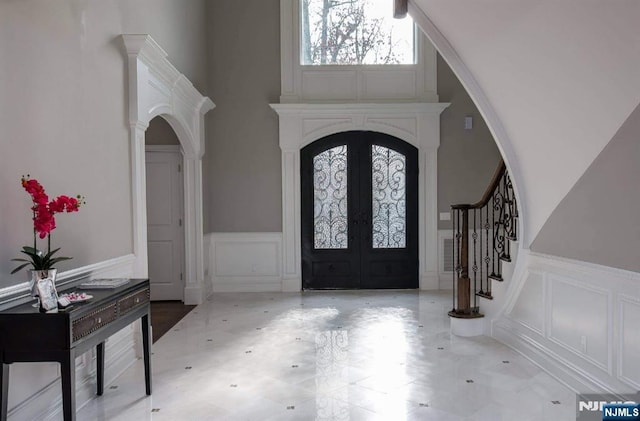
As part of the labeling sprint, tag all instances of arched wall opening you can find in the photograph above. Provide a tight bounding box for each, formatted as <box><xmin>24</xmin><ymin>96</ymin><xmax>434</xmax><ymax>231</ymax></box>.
<box><xmin>145</xmin><ymin>116</ymin><xmax>186</xmax><ymax>301</ymax></box>
<box><xmin>122</xmin><ymin>34</ymin><xmax>214</xmax><ymax>305</ymax></box>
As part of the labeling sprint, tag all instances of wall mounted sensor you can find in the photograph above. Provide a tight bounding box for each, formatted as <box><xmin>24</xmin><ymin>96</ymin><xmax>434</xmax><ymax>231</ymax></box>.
<box><xmin>464</xmin><ymin>115</ymin><xmax>473</xmax><ymax>130</ymax></box>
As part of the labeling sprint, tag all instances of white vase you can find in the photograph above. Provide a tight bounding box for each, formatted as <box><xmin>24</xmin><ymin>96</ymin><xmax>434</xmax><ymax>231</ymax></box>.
<box><xmin>27</xmin><ymin>269</ymin><xmax>58</xmax><ymax>312</ymax></box>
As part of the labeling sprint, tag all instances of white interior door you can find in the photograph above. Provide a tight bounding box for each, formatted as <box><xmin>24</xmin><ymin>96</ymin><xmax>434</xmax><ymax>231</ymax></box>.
<box><xmin>145</xmin><ymin>148</ymin><xmax>184</xmax><ymax>301</ymax></box>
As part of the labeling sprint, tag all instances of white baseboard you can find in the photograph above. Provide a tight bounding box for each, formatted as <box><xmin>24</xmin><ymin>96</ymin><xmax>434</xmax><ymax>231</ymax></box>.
<box><xmin>184</xmin><ymin>284</ymin><xmax>203</xmax><ymax>305</ymax></box>
<box><xmin>281</xmin><ymin>277</ymin><xmax>301</xmax><ymax>292</ymax></box>
<box><xmin>206</xmin><ymin>233</ymin><xmax>283</xmax><ymax>293</ymax></box>
<box><xmin>491</xmin><ymin>250</ymin><xmax>640</xmax><ymax>394</ymax></box>
<box><xmin>4</xmin><ymin>254</ymin><xmax>139</xmax><ymax>421</ymax></box>
<box><xmin>420</xmin><ymin>272</ymin><xmax>439</xmax><ymax>290</ymax></box>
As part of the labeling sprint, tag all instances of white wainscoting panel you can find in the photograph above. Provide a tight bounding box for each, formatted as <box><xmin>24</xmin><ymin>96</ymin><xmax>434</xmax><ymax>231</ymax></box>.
<box><xmin>2</xmin><ymin>255</ymin><xmax>138</xmax><ymax>421</ymax></box>
<box><xmin>301</xmin><ymin>71</ymin><xmax>358</xmax><ymax>101</ymax></box>
<box><xmin>618</xmin><ymin>295</ymin><xmax>640</xmax><ymax>390</ymax></box>
<box><xmin>207</xmin><ymin>233</ymin><xmax>283</xmax><ymax>292</ymax></box>
<box><xmin>493</xmin><ymin>251</ymin><xmax>640</xmax><ymax>394</ymax></box>
<box><xmin>509</xmin><ymin>269</ymin><xmax>544</xmax><ymax>335</ymax></box>
<box><xmin>361</xmin><ymin>70</ymin><xmax>417</xmax><ymax>100</ymax></box>
<box><xmin>548</xmin><ymin>275</ymin><xmax>611</xmax><ymax>372</ymax></box>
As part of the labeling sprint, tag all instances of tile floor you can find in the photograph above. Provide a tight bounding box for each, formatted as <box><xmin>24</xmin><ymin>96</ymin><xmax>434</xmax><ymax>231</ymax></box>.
<box><xmin>77</xmin><ymin>290</ymin><xmax>577</xmax><ymax>420</ymax></box>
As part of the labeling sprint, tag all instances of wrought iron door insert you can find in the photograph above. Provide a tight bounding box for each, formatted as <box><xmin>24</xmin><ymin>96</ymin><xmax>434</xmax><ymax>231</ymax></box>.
<box><xmin>301</xmin><ymin>131</ymin><xmax>418</xmax><ymax>289</ymax></box>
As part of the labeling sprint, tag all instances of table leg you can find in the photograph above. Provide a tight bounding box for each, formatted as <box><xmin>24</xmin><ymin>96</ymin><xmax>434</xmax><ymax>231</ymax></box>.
<box><xmin>60</xmin><ymin>350</ymin><xmax>76</xmax><ymax>421</ymax></box>
<box><xmin>1</xmin><ymin>363</ymin><xmax>9</xmax><ymax>421</ymax></box>
<box><xmin>141</xmin><ymin>313</ymin><xmax>152</xmax><ymax>395</ymax></box>
<box><xmin>96</xmin><ymin>342</ymin><xmax>105</xmax><ymax>396</ymax></box>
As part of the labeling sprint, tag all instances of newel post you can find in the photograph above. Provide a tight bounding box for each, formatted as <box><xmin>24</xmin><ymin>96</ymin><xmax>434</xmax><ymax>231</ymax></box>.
<box><xmin>458</xmin><ymin>208</ymin><xmax>470</xmax><ymax>313</ymax></box>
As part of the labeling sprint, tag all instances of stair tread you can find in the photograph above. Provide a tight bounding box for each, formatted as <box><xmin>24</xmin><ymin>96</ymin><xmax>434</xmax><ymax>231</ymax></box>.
<box><xmin>476</xmin><ymin>291</ymin><xmax>493</xmax><ymax>300</ymax></box>
<box><xmin>488</xmin><ymin>274</ymin><xmax>503</xmax><ymax>282</ymax></box>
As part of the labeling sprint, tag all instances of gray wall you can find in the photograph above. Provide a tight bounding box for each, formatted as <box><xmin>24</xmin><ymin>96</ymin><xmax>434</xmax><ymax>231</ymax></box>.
<box><xmin>0</xmin><ymin>0</ymin><xmax>208</xmax><ymax>288</ymax></box>
<box><xmin>146</xmin><ymin>117</ymin><xmax>180</xmax><ymax>146</ymax></box>
<box><xmin>437</xmin><ymin>54</ymin><xmax>503</xmax><ymax>229</ymax></box>
<box><xmin>201</xmin><ymin>6</ymin><xmax>500</xmax><ymax>235</ymax></box>
<box><xmin>204</xmin><ymin>0</ymin><xmax>283</xmax><ymax>233</ymax></box>
<box><xmin>531</xmin><ymin>103</ymin><xmax>640</xmax><ymax>272</ymax></box>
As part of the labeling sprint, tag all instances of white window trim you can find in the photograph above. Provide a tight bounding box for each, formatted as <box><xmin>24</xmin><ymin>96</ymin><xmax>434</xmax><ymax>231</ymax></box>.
<box><xmin>280</xmin><ymin>0</ymin><xmax>438</xmax><ymax>103</ymax></box>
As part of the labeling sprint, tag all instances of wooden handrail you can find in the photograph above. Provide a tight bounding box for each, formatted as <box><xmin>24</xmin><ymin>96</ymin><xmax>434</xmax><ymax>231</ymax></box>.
<box><xmin>451</xmin><ymin>159</ymin><xmax>506</xmax><ymax>210</ymax></box>
<box><xmin>449</xmin><ymin>158</ymin><xmax>517</xmax><ymax>318</ymax></box>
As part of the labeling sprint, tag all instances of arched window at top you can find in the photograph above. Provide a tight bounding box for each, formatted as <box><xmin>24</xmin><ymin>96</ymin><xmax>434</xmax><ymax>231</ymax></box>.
<box><xmin>300</xmin><ymin>0</ymin><xmax>415</xmax><ymax>65</ymax></box>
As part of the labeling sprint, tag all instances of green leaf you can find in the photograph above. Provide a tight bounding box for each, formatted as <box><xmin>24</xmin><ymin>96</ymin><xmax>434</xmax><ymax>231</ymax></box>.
<box><xmin>20</xmin><ymin>250</ymin><xmax>38</xmax><ymax>258</ymax></box>
<box><xmin>10</xmin><ymin>258</ymin><xmax>30</xmax><ymax>262</ymax></box>
<box><xmin>43</xmin><ymin>247</ymin><xmax>62</xmax><ymax>260</ymax></box>
<box><xmin>31</xmin><ymin>255</ymin><xmax>44</xmax><ymax>268</ymax></box>
<box><xmin>21</xmin><ymin>246</ymin><xmax>42</xmax><ymax>256</ymax></box>
<box><xmin>10</xmin><ymin>263</ymin><xmax>31</xmax><ymax>274</ymax></box>
<box><xmin>48</xmin><ymin>257</ymin><xmax>72</xmax><ymax>266</ymax></box>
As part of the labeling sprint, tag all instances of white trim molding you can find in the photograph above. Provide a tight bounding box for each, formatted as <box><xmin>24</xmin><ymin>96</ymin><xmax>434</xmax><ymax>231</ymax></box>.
<box><xmin>0</xmin><ymin>254</ymin><xmax>136</xmax><ymax>309</ymax></box>
<box><xmin>205</xmin><ymin>233</ymin><xmax>283</xmax><ymax>293</ymax></box>
<box><xmin>280</xmin><ymin>0</ymin><xmax>438</xmax><ymax>103</ymax></box>
<box><xmin>270</xmin><ymin>102</ymin><xmax>449</xmax><ymax>291</ymax></box>
<box><xmin>492</xmin><ymin>250</ymin><xmax>640</xmax><ymax>394</ymax></box>
<box><xmin>121</xmin><ymin>34</ymin><xmax>215</xmax><ymax>305</ymax></box>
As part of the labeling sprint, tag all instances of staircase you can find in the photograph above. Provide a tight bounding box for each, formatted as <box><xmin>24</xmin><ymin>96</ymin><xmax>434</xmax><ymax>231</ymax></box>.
<box><xmin>448</xmin><ymin>160</ymin><xmax>519</xmax><ymax>326</ymax></box>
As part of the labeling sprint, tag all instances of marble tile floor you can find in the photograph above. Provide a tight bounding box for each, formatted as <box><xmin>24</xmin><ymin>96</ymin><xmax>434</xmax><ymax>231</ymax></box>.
<box><xmin>77</xmin><ymin>290</ymin><xmax>577</xmax><ymax>420</ymax></box>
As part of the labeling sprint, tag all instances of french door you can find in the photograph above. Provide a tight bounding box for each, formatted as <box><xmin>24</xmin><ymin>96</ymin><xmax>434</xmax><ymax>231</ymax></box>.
<box><xmin>301</xmin><ymin>131</ymin><xmax>418</xmax><ymax>289</ymax></box>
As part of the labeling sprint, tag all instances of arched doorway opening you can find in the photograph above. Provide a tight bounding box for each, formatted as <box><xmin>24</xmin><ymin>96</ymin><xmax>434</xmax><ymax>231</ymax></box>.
<box><xmin>301</xmin><ymin>131</ymin><xmax>419</xmax><ymax>289</ymax></box>
<box><xmin>122</xmin><ymin>34</ymin><xmax>214</xmax><ymax>304</ymax></box>
<box><xmin>145</xmin><ymin>117</ymin><xmax>185</xmax><ymax>301</ymax></box>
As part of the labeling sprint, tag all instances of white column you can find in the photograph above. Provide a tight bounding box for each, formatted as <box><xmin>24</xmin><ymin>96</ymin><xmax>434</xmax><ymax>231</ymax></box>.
<box><xmin>281</xmin><ymin>149</ymin><xmax>302</xmax><ymax>291</ymax></box>
<box><xmin>131</xmin><ymin>121</ymin><xmax>149</xmax><ymax>279</ymax></box>
<box><xmin>183</xmin><ymin>157</ymin><xmax>204</xmax><ymax>304</ymax></box>
<box><xmin>417</xmin><ymin>111</ymin><xmax>443</xmax><ymax>290</ymax></box>
<box><xmin>420</xmin><ymin>146</ymin><xmax>440</xmax><ymax>289</ymax></box>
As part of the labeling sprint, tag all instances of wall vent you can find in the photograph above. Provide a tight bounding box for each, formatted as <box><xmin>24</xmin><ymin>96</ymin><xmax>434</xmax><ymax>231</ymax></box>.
<box><xmin>442</xmin><ymin>238</ymin><xmax>454</xmax><ymax>273</ymax></box>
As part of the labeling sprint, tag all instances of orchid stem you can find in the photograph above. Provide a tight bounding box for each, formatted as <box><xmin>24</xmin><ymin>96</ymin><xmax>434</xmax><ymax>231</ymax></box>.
<box><xmin>32</xmin><ymin>209</ymin><xmax>36</xmax><ymax>252</ymax></box>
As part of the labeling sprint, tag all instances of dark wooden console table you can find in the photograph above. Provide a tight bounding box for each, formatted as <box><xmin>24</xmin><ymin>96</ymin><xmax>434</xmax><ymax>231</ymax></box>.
<box><xmin>0</xmin><ymin>278</ymin><xmax>152</xmax><ymax>421</ymax></box>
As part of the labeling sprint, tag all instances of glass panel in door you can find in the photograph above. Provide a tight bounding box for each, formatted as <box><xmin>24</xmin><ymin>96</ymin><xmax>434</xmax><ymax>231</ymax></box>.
<box><xmin>313</xmin><ymin>145</ymin><xmax>348</xmax><ymax>249</ymax></box>
<box><xmin>371</xmin><ymin>145</ymin><xmax>406</xmax><ymax>249</ymax></box>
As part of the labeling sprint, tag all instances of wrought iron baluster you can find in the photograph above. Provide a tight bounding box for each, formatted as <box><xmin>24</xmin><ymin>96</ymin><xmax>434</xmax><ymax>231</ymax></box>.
<box><xmin>503</xmin><ymin>173</ymin><xmax>510</xmax><ymax>261</ymax></box>
<box><xmin>479</xmin><ymin>207</ymin><xmax>484</xmax><ymax>296</ymax></box>
<box><xmin>472</xmin><ymin>209</ymin><xmax>478</xmax><ymax>309</ymax></box>
<box><xmin>491</xmin><ymin>194</ymin><xmax>496</xmax><ymax>278</ymax></box>
<box><xmin>492</xmin><ymin>183</ymin><xmax>506</xmax><ymax>280</ymax></box>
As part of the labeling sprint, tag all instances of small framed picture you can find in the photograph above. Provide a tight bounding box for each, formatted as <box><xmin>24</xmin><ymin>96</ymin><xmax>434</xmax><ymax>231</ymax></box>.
<box><xmin>36</xmin><ymin>278</ymin><xmax>59</xmax><ymax>312</ymax></box>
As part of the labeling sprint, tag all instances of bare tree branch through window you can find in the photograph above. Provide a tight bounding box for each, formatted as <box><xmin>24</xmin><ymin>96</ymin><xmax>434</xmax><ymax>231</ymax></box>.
<box><xmin>301</xmin><ymin>0</ymin><xmax>415</xmax><ymax>65</ymax></box>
